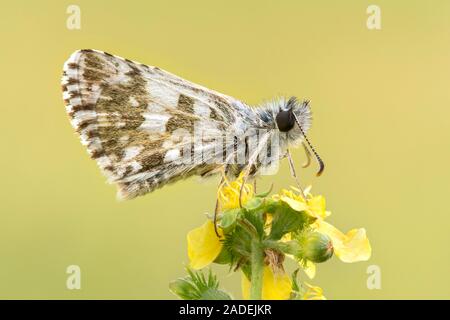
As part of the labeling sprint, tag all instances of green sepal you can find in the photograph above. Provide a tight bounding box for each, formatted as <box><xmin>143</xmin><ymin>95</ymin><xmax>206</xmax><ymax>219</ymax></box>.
<box><xmin>240</xmin><ymin>263</ymin><xmax>252</xmax><ymax>281</ymax></box>
<box><xmin>254</xmin><ymin>184</ymin><xmax>274</xmax><ymax>198</ymax></box>
<box><xmin>243</xmin><ymin>197</ymin><xmax>263</xmax><ymax>210</ymax></box>
<box><xmin>200</xmin><ymin>288</ymin><xmax>233</xmax><ymax>300</ymax></box>
<box><xmin>269</xmin><ymin>201</ymin><xmax>313</xmax><ymax>240</ymax></box>
<box><xmin>169</xmin><ymin>268</ymin><xmax>233</xmax><ymax>300</ymax></box>
<box><xmin>221</xmin><ymin>224</ymin><xmax>253</xmax><ymax>265</ymax></box>
<box><xmin>261</xmin><ymin>198</ymin><xmax>279</xmax><ymax>214</ymax></box>
<box><xmin>169</xmin><ymin>278</ymin><xmax>198</xmax><ymax>300</ymax></box>
<box><xmin>241</xmin><ymin>208</ymin><xmax>265</xmax><ymax>238</ymax></box>
<box><xmin>213</xmin><ymin>246</ymin><xmax>233</xmax><ymax>265</ymax></box>
<box><xmin>289</xmin><ymin>269</ymin><xmax>303</xmax><ymax>300</ymax></box>
<box><xmin>220</xmin><ymin>208</ymin><xmax>241</xmax><ymax>233</ymax></box>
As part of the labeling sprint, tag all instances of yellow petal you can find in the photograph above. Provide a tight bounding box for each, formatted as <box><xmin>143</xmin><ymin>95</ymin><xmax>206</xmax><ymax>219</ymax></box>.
<box><xmin>302</xmin><ymin>283</ymin><xmax>326</xmax><ymax>300</ymax></box>
<box><xmin>315</xmin><ymin>220</ymin><xmax>371</xmax><ymax>263</ymax></box>
<box><xmin>280</xmin><ymin>195</ymin><xmax>308</xmax><ymax>212</ymax></box>
<box><xmin>338</xmin><ymin>228</ymin><xmax>372</xmax><ymax>263</ymax></box>
<box><xmin>280</xmin><ymin>232</ymin><xmax>292</xmax><ymax>242</ymax></box>
<box><xmin>307</xmin><ymin>195</ymin><xmax>327</xmax><ymax>219</ymax></box>
<box><xmin>302</xmin><ymin>260</ymin><xmax>316</xmax><ymax>279</ymax></box>
<box><xmin>187</xmin><ymin>220</ymin><xmax>223</xmax><ymax>269</ymax></box>
<box><xmin>264</xmin><ymin>213</ymin><xmax>273</xmax><ymax>235</ymax></box>
<box><xmin>241</xmin><ymin>274</ymin><xmax>250</xmax><ymax>299</ymax></box>
<box><xmin>258</xmin><ymin>267</ymin><xmax>292</xmax><ymax>300</ymax></box>
<box><xmin>241</xmin><ymin>267</ymin><xmax>292</xmax><ymax>300</ymax></box>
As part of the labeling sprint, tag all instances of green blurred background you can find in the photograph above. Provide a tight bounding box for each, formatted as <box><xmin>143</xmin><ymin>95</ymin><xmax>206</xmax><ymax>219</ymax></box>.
<box><xmin>1</xmin><ymin>0</ymin><xmax>449</xmax><ymax>299</ymax></box>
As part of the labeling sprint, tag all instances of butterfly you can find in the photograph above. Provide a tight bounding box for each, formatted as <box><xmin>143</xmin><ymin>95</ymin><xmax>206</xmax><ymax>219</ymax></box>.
<box><xmin>61</xmin><ymin>49</ymin><xmax>324</xmax><ymax>200</ymax></box>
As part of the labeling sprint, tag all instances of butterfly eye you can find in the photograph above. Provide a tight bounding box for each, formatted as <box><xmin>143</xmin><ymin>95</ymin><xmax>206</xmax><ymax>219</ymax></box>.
<box><xmin>276</xmin><ymin>109</ymin><xmax>295</xmax><ymax>132</ymax></box>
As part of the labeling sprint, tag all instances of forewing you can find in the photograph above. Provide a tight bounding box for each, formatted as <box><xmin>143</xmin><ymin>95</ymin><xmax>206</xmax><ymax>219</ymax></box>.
<box><xmin>61</xmin><ymin>49</ymin><xmax>242</xmax><ymax>199</ymax></box>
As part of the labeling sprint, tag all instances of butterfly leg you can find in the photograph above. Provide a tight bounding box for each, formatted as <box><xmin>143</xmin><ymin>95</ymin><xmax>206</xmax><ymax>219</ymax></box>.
<box><xmin>238</xmin><ymin>132</ymin><xmax>271</xmax><ymax>207</ymax></box>
<box><xmin>214</xmin><ymin>175</ymin><xmax>225</xmax><ymax>237</ymax></box>
<box><xmin>286</xmin><ymin>148</ymin><xmax>306</xmax><ymax>199</ymax></box>
<box><xmin>302</xmin><ymin>141</ymin><xmax>312</xmax><ymax>168</ymax></box>
<box><xmin>238</xmin><ymin>169</ymin><xmax>250</xmax><ymax>208</ymax></box>
<box><xmin>213</xmin><ymin>198</ymin><xmax>221</xmax><ymax>237</ymax></box>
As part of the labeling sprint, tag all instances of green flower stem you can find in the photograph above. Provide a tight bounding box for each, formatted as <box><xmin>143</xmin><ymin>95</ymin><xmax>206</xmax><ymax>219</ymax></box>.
<box><xmin>250</xmin><ymin>239</ymin><xmax>264</xmax><ymax>300</ymax></box>
<box><xmin>263</xmin><ymin>239</ymin><xmax>301</xmax><ymax>256</ymax></box>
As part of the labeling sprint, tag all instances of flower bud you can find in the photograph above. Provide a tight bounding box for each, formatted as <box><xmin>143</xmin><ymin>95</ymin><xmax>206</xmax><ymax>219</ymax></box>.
<box><xmin>301</xmin><ymin>232</ymin><xmax>334</xmax><ymax>263</ymax></box>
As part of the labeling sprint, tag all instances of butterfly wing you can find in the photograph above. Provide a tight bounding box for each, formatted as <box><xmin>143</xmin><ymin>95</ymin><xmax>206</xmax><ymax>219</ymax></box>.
<box><xmin>61</xmin><ymin>49</ymin><xmax>245</xmax><ymax>199</ymax></box>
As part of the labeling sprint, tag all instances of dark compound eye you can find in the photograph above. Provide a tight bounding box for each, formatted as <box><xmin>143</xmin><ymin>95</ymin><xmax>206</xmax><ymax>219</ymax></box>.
<box><xmin>276</xmin><ymin>109</ymin><xmax>295</xmax><ymax>132</ymax></box>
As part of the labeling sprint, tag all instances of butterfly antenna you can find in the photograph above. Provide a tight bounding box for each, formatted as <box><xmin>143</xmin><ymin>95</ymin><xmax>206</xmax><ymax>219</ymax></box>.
<box><xmin>292</xmin><ymin>113</ymin><xmax>325</xmax><ymax>176</ymax></box>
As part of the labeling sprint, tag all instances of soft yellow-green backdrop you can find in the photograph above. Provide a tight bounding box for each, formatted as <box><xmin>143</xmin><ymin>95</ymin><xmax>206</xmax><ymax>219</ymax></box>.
<box><xmin>1</xmin><ymin>0</ymin><xmax>449</xmax><ymax>299</ymax></box>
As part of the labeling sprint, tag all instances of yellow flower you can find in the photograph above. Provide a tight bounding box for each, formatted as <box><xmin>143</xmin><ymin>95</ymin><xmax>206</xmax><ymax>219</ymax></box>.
<box><xmin>302</xmin><ymin>283</ymin><xmax>326</xmax><ymax>300</ymax></box>
<box><xmin>187</xmin><ymin>220</ymin><xmax>223</xmax><ymax>269</ymax></box>
<box><xmin>273</xmin><ymin>187</ymin><xmax>371</xmax><ymax>264</ymax></box>
<box><xmin>314</xmin><ymin>220</ymin><xmax>371</xmax><ymax>263</ymax></box>
<box><xmin>306</xmin><ymin>195</ymin><xmax>330</xmax><ymax>220</ymax></box>
<box><xmin>241</xmin><ymin>266</ymin><xmax>292</xmax><ymax>300</ymax></box>
<box><xmin>218</xmin><ymin>174</ymin><xmax>254</xmax><ymax>210</ymax></box>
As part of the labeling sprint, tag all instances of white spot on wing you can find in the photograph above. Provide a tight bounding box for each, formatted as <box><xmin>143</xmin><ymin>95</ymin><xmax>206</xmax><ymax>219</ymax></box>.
<box><xmin>146</xmin><ymin>102</ymin><xmax>165</xmax><ymax>113</ymax></box>
<box><xmin>140</xmin><ymin>113</ymin><xmax>170</xmax><ymax>133</ymax></box>
<box><xmin>71</xmin><ymin>110</ymin><xmax>97</xmax><ymax>128</ymax></box>
<box><xmin>97</xmin><ymin>156</ymin><xmax>112</xmax><ymax>168</ymax></box>
<box><xmin>121</xmin><ymin>170</ymin><xmax>158</xmax><ymax>183</ymax></box>
<box><xmin>193</xmin><ymin>101</ymin><xmax>210</xmax><ymax>117</ymax></box>
<box><xmin>87</xmin><ymin>137</ymin><xmax>102</xmax><ymax>152</ymax></box>
<box><xmin>123</xmin><ymin>146</ymin><xmax>143</xmax><ymax>162</ymax></box>
<box><xmin>129</xmin><ymin>97</ymin><xmax>139</xmax><ymax>107</ymax></box>
<box><xmin>70</xmin><ymin>97</ymin><xmax>82</xmax><ymax>106</ymax></box>
<box><xmin>66</xmin><ymin>84</ymin><xmax>78</xmax><ymax>92</ymax></box>
<box><xmin>63</xmin><ymin>91</ymin><xmax>71</xmax><ymax>100</ymax></box>
<box><xmin>164</xmin><ymin>149</ymin><xmax>180</xmax><ymax>162</ymax></box>
<box><xmin>129</xmin><ymin>160</ymin><xmax>142</xmax><ymax>172</ymax></box>
<box><xmin>147</xmin><ymin>80</ymin><xmax>179</xmax><ymax>108</ymax></box>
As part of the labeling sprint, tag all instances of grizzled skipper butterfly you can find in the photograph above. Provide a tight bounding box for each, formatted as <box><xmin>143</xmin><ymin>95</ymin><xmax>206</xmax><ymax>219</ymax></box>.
<box><xmin>62</xmin><ymin>50</ymin><xmax>324</xmax><ymax>201</ymax></box>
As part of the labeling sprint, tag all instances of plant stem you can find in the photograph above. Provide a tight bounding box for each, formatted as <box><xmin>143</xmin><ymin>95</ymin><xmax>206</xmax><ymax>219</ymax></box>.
<box><xmin>250</xmin><ymin>239</ymin><xmax>264</xmax><ymax>300</ymax></box>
